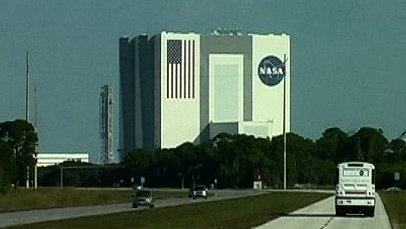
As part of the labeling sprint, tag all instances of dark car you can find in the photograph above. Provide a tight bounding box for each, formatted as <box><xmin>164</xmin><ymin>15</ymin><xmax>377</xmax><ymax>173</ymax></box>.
<box><xmin>189</xmin><ymin>185</ymin><xmax>208</xmax><ymax>199</ymax></box>
<box><xmin>132</xmin><ymin>189</ymin><xmax>154</xmax><ymax>208</ymax></box>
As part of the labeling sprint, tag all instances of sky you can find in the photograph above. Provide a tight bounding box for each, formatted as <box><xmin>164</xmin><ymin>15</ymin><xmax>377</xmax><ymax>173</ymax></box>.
<box><xmin>1</xmin><ymin>0</ymin><xmax>406</xmax><ymax>163</ymax></box>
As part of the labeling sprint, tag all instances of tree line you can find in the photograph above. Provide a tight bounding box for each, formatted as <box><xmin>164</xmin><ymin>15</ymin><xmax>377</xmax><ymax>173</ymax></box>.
<box><xmin>118</xmin><ymin>128</ymin><xmax>406</xmax><ymax>189</ymax></box>
<box><xmin>1</xmin><ymin>118</ymin><xmax>406</xmax><ymax>192</ymax></box>
<box><xmin>37</xmin><ymin>127</ymin><xmax>406</xmax><ymax>190</ymax></box>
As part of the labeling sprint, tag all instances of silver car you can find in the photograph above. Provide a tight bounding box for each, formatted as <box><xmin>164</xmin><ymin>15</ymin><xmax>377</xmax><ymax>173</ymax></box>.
<box><xmin>132</xmin><ymin>189</ymin><xmax>154</xmax><ymax>208</ymax></box>
<box><xmin>190</xmin><ymin>185</ymin><xmax>208</xmax><ymax>199</ymax></box>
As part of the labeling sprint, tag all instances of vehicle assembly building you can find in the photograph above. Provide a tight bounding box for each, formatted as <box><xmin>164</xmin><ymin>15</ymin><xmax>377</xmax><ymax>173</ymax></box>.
<box><xmin>119</xmin><ymin>30</ymin><xmax>291</xmax><ymax>161</ymax></box>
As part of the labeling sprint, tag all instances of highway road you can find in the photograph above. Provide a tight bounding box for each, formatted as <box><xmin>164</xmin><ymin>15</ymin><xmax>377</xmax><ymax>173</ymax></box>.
<box><xmin>0</xmin><ymin>189</ymin><xmax>263</xmax><ymax>228</ymax></box>
<box><xmin>0</xmin><ymin>190</ymin><xmax>392</xmax><ymax>229</ymax></box>
<box><xmin>255</xmin><ymin>193</ymin><xmax>391</xmax><ymax>229</ymax></box>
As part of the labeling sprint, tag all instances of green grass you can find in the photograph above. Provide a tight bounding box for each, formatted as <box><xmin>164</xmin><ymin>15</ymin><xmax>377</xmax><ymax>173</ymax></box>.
<box><xmin>7</xmin><ymin>192</ymin><xmax>331</xmax><ymax>229</ymax></box>
<box><xmin>0</xmin><ymin>188</ymin><xmax>186</xmax><ymax>212</ymax></box>
<box><xmin>380</xmin><ymin>191</ymin><xmax>406</xmax><ymax>229</ymax></box>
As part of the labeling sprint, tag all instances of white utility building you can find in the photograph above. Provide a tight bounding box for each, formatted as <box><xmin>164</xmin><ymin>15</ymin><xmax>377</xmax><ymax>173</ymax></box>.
<box><xmin>36</xmin><ymin>152</ymin><xmax>89</xmax><ymax>167</ymax></box>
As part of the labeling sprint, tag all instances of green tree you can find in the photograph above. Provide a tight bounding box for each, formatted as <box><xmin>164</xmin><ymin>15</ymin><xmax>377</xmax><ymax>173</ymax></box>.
<box><xmin>352</xmin><ymin>127</ymin><xmax>388</xmax><ymax>163</ymax></box>
<box><xmin>174</xmin><ymin>142</ymin><xmax>200</xmax><ymax>187</ymax></box>
<box><xmin>212</xmin><ymin>133</ymin><xmax>272</xmax><ymax>188</ymax></box>
<box><xmin>0</xmin><ymin>119</ymin><xmax>38</xmax><ymax>187</ymax></box>
<box><xmin>231</xmin><ymin>134</ymin><xmax>271</xmax><ymax>188</ymax></box>
<box><xmin>123</xmin><ymin>148</ymin><xmax>154</xmax><ymax>186</ymax></box>
<box><xmin>0</xmin><ymin>139</ymin><xmax>15</xmax><ymax>192</ymax></box>
<box><xmin>213</xmin><ymin>133</ymin><xmax>245</xmax><ymax>187</ymax></box>
<box><xmin>387</xmin><ymin>138</ymin><xmax>406</xmax><ymax>162</ymax></box>
<box><xmin>316</xmin><ymin>127</ymin><xmax>348</xmax><ymax>162</ymax></box>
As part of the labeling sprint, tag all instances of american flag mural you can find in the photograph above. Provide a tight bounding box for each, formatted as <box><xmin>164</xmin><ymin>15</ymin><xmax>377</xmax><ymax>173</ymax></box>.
<box><xmin>166</xmin><ymin>39</ymin><xmax>195</xmax><ymax>99</ymax></box>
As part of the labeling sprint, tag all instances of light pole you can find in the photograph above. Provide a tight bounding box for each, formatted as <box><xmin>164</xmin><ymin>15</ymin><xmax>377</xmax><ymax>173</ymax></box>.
<box><xmin>26</xmin><ymin>51</ymin><xmax>30</xmax><ymax>122</ymax></box>
<box><xmin>283</xmin><ymin>54</ymin><xmax>287</xmax><ymax>190</ymax></box>
<box><xmin>258</xmin><ymin>54</ymin><xmax>288</xmax><ymax>190</ymax></box>
<box><xmin>25</xmin><ymin>51</ymin><xmax>30</xmax><ymax>189</ymax></box>
<box><xmin>34</xmin><ymin>86</ymin><xmax>38</xmax><ymax>189</ymax></box>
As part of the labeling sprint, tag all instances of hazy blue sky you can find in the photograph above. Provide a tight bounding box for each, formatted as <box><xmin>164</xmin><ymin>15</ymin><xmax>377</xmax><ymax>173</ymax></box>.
<box><xmin>1</xmin><ymin>0</ymin><xmax>406</xmax><ymax>162</ymax></box>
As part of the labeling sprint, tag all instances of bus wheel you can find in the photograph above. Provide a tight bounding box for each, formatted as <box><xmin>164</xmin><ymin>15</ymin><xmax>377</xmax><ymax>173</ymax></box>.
<box><xmin>335</xmin><ymin>206</ymin><xmax>345</xmax><ymax>216</ymax></box>
<box><xmin>365</xmin><ymin>208</ymin><xmax>375</xmax><ymax>217</ymax></box>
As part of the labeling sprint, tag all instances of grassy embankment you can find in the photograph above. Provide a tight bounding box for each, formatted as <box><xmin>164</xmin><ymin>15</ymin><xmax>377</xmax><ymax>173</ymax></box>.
<box><xmin>380</xmin><ymin>191</ymin><xmax>406</xmax><ymax>229</ymax></box>
<box><xmin>7</xmin><ymin>191</ymin><xmax>331</xmax><ymax>229</ymax></box>
<box><xmin>0</xmin><ymin>188</ymin><xmax>186</xmax><ymax>212</ymax></box>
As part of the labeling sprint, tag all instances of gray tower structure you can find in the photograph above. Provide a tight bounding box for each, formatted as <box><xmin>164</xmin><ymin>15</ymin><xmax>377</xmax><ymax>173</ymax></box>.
<box><xmin>99</xmin><ymin>84</ymin><xmax>114</xmax><ymax>164</ymax></box>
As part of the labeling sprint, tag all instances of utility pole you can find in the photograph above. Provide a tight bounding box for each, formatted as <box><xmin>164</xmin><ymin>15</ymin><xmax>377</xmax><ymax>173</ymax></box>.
<box><xmin>25</xmin><ymin>51</ymin><xmax>30</xmax><ymax>189</ymax></box>
<box><xmin>283</xmin><ymin>54</ymin><xmax>287</xmax><ymax>190</ymax></box>
<box><xmin>34</xmin><ymin>86</ymin><xmax>38</xmax><ymax>189</ymax></box>
<box><xmin>26</xmin><ymin>51</ymin><xmax>30</xmax><ymax>122</ymax></box>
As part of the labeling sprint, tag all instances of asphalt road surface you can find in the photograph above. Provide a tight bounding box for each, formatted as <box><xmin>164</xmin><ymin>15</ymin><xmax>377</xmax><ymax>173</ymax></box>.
<box><xmin>0</xmin><ymin>189</ymin><xmax>262</xmax><ymax>228</ymax></box>
<box><xmin>255</xmin><ymin>193</ymin><xmax>391</xmax><ymax>229</ymax></box>
<box><xmin>0</xmin><ymin>190</ymin><xmax>392</xmax><ymax>229</ymax></box>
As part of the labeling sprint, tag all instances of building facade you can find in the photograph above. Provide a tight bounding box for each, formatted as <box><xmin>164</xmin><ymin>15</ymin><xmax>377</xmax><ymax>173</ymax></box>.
<box><xmin>119</xmin><ymin>31</ymin><xmax>290</xmax><ymax>161</ymax></box>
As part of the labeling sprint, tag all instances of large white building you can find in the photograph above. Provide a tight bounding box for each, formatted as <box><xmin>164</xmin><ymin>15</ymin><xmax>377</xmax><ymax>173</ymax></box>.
<box><xmin>119</xmin><ymin>31</ymin><xmax>290</xmax><ymax>161</ymax></box>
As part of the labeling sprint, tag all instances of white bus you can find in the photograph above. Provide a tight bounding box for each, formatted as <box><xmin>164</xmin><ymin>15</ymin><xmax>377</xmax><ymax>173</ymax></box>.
<box><xmin>335</xmin><ymin>162</ymin><xmax>375</xmax><ymax>217</ymax></box>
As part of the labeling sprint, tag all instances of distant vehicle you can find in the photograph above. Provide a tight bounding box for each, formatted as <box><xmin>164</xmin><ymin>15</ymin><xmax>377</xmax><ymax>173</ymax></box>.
<box><xmin>335</xmin><ymin>162</ymin><xmax>375</xmax><ymax>217</ymax></box>
<box><xmin>189</xmin><ymin>185</ymin><xmax>208</xmax><ymax>199</ymax></box>
<box><xmin>132</xmin><ymin>189</ymin><xmax>154</xmax><ymax>208</ymax></box>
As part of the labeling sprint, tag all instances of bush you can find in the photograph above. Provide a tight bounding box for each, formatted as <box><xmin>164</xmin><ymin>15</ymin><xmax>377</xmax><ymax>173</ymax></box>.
<box><xmin>0</xmin><ymin>180</ymin><xmax>10</xmax><ymax>194</ymax></box>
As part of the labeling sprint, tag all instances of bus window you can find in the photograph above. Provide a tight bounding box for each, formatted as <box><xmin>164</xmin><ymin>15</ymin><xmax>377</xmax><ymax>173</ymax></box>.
<box><xmin>348</xmin><ymin>163</ymin><xmax>363</xmax><ymax>167</ymax></box>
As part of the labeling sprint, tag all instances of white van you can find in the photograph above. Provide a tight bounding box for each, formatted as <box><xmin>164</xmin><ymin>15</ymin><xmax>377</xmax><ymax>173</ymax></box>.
<box><xmin>335</xmin><ymin>162</ymin><xmax>375</xmax><ymax>217</ymax></box>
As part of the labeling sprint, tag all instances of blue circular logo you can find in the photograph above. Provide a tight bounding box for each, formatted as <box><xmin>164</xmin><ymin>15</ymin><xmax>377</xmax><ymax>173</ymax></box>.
<box><xmin>258</xmin><ymin>56</ymin><xmax>285</xmax><ymax>86</ymax></box>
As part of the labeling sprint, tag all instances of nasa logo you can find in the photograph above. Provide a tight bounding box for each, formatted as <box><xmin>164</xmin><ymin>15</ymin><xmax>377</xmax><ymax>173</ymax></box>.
<box><xmin>258</xmin><ymin>55</ymin><xmax>285</xmax><ymax>86</ymax></box>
